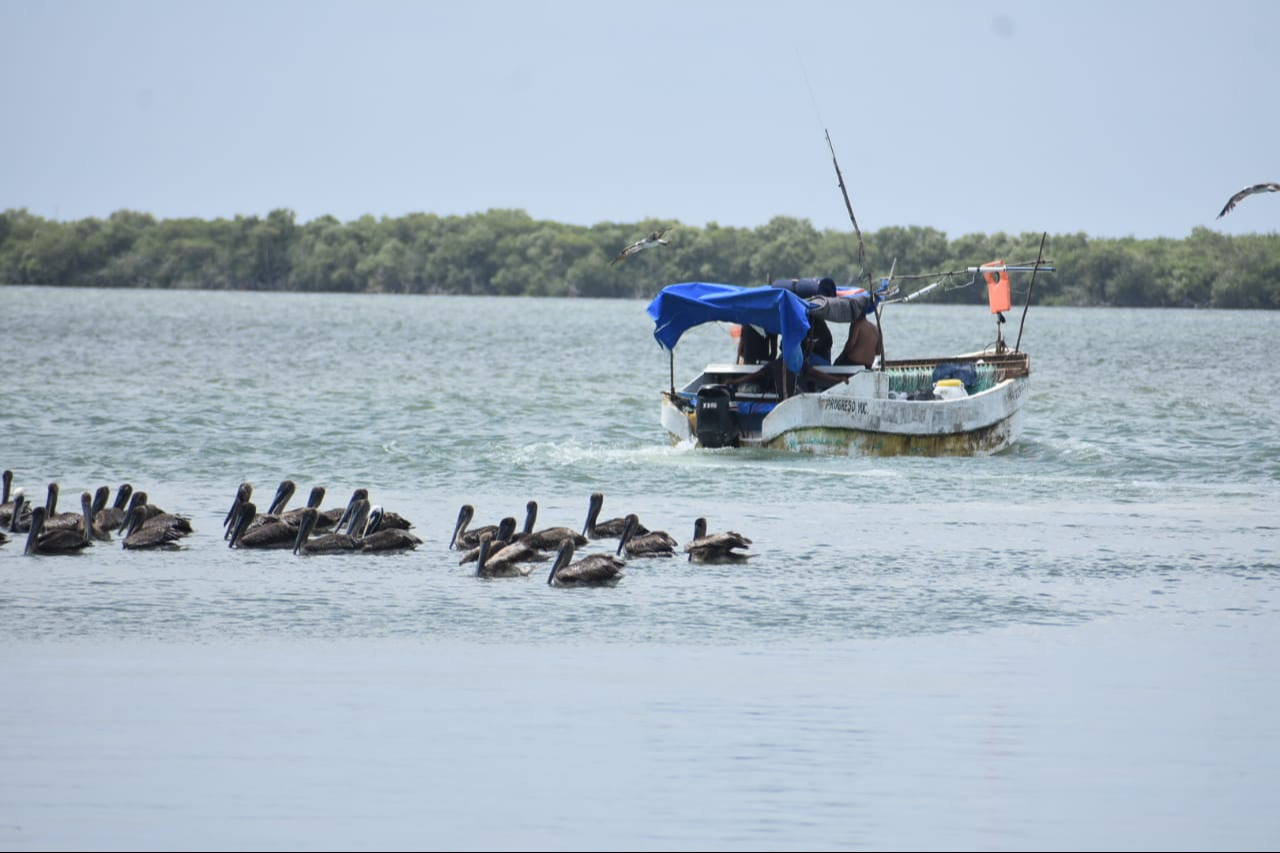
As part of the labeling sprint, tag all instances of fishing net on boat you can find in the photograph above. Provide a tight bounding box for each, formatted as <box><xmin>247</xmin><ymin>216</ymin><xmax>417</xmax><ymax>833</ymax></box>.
<box><xmin>886</xmin><ymin>363</ymin><xmax>1000</xmax><ymax>395</ymax></box>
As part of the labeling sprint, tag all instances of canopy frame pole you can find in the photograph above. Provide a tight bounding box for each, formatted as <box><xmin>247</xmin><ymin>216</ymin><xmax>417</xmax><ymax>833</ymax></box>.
<box><xmin>1014</xmin><ymin>233</ymin><xmax>1047</xmax><ymax>354</ymax></box>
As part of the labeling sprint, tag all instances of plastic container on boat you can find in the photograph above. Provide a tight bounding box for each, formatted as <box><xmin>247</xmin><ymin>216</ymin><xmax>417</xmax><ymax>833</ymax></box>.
<box><xmin>933</xmin><ymin>378</ymin><xmax>967</xmax><ymax>400</ymax></box>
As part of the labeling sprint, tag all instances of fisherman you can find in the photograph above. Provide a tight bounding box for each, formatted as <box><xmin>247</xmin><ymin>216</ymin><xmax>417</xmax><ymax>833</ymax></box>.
<box><xmin>724</xmin><ymin>322</ymin><xmax>835</xmax><ymax>396</ymax></box>
<box><xmin>833</xmin><ymin>312</ymin><xmax>882</xmax><ymax>369</ymax></box>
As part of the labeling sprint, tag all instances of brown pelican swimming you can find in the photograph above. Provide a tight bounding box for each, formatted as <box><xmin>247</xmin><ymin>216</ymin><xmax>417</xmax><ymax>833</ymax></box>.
<box><xmin>81</xmin><ymin>486</ymin><xmax>112</xmax><ymax>541</ymax></box>
<box><xmin>227</xmin><ymin>498</ymin><xmax>296</xmax><ymax>549</ymax></box>
<box><xmin>24</xmin><ymin>505</ymin><xmax>91</xmax><ymax>555</ymax></box>
<box><xmin>610</xmin><ymin>227</ymin><xmax>670</xmax><ymax>265</ymax></box>
<box><xmin>458</xmin><ymin>516</ymin><xmax>519</xmax><ymax>564</ymax></box>
<box><xmin>513</xmin><ymin>500</ymin><xmax>589</xmax><ymax>552</ymax></box>
<box><xmin>1217</xmin><ymin>182</ymin><xmax>1280</xmax><ymax>218</ymax></box>
<box><xmin>0</xmin><ymin>470</ymin><xmax>17</xmax><ymax>524</ymax></box>
<box><xmin>120</xmin><ymin>491</ymin><xmax>174</xmax><ymax>526</ymax></box>
<box><xmin>94</xmin><ymin>483</ymin><xmax>133</xmax><ymax>534</ymax></box>
<box><xmin>224</xmin><ymin>479</ymin><xmax>297</xmax><ymax>539</ymax></box>
<box><xmin>324</xmin><ymin>488</ymin><xmax>368</xmax><ymax>533</ymax></box>
<box><xmin>356</xmin><ymin>505</ymin><xmax>423</xmax><ymax>553</ymax></box>
<box><xmin>227</xmin><ymin>501</ymin><xmax>258</xmax><ymax>549</ymax></box>
<box><xmin>277</xmin><ymin>485</ymin><xmax>327</xmax><ymax>528</ymax></box>
<box><xmin>223</xmin><ymin>482</ymin><xmax>252</xmax><ymax>538</ymax></box>
<box><xmin>293</xmin><ymin>504</ymin><xmax>365</xmax><ymax>555</ymax></box>
<box><xmin>41</xmin><ymin>483</ymin><xmax>83</xmax><ymax>530</ymax></box>
<box><xmin>451</xmin><ymin>503</ymin><xmax>505</xmax><ymax>550</ymax></box>
<box><xmin>64</xmin><ymin>490</ymin><xmax>112</xmax><ymax>542</ymax></box>
<box><xmin>546</xmin><ymin>540</ymin><xmax>626</xmax><ymax>587</ymax></box>
<box><xmin>5</xmin><ymin>490</ymin><xmax>31</xmax><ymax>533</ymax></box>
<box><xmin>684</xmin><ymin>517</ymin><xmax>754</xmax><ymax>563</ymax></box>
<box><xmin>582</xmin><ymin>492</ymin><xmax>648</xmax><ymax>540</ymax></box>
<box><xmin>617</xmin><ymin>513</ymin><xmax>677</xmax><ymax>558</ymax></box>
<box><xmin>1</xmin><ymin>475</ymin><xmax>31</xmax><ymax>529</ymax></box>
<box><xmin>244</xmin><ymin>479</ymin><xmax>298</xmax><ymax>530</ymax></box>
<box><xmin>475</xmin><ymin>534</ymin><xmax>537</xmax><ymax>579</ymax></box>
<box><xmin>119</xmin><ymin>491</ymin><xmax>192</xmax><ymax>549</ymax></box>
<box><xmin>121</xmin><ymin>499</ymin><xmax>193</xmax><ymax>550</ymax></box>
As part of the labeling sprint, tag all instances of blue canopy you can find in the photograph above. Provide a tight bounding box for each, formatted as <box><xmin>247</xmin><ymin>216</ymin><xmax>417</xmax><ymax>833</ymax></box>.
<box><xmin>645</xmin><ymin>282</ymin><xmax>812</xmax><ymax>373</ymax></box>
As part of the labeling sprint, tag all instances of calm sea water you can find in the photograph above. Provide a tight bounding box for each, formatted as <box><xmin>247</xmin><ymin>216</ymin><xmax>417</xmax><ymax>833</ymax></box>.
<box><xmin>2</xmin><ymin>286</ymin><xmax>1278</xmax><ymax>851</ymax></box>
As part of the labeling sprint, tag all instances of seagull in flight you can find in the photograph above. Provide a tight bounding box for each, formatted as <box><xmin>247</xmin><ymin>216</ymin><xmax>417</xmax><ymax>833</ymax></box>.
<box><xmin>1217</xmin><ymin>182</ymin><xmax>1280</xmax><ymax>219</ymax></box>
<box><xmin>611</xmin><ymin>227</ymin><xmax>671</xmax><ymax>265</ymax></box>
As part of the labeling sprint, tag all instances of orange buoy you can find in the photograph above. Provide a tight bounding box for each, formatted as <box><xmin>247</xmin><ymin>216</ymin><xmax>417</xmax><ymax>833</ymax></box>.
<box><xmin>982</xmin><ymin>260</ymin><xmax>1011</xmax><ymax>313</ymax></box>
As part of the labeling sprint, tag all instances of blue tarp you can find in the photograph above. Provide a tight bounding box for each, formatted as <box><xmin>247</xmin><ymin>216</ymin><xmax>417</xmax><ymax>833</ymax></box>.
<box><xmin>645</xmin><ymin>282</ymin><xmax>813</xmax><ymax>373</ymax></box>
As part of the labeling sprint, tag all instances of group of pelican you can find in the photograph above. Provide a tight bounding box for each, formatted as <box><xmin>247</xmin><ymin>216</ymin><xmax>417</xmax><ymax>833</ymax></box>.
<box><xmin>222</xmin><ymin>479</ymin><xmax>422</xmax><ymax>555</ymax></box>
<box><xmin>1</xmin><ymin>471</ymin><xmax>192</xmax><ymax>554</ymax></box>
<box><xmin>452</xmin><ymin>492</ymin><xmax>755</xmax><ymax>588</ymax></box>
<box><xmin>5</xmin><ymin>471</ymin><xmax>753</xmax><ymax>577</ymax></box>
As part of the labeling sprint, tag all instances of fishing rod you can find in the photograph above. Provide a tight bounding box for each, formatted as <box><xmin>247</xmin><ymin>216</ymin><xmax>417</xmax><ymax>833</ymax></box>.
<box><xmin>825</xmin><ymin>129</ymin><xmax>869</xmax><ymax>286</ymax></box>
<box><xmin>823</xmin><ymin>129</ymin><xmax>886</xmax><ymax>363</ymax></box>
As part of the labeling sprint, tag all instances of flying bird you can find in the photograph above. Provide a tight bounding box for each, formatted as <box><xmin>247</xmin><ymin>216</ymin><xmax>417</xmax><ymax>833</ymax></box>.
<box><xmin>1217</xmin><ymin>182</ymin><xmax>1280</xmax><ymax>219</ymax></box>
<box><xmin>611</xmin><ymin>227</ymin><xmax>671</xmax><ymax>265</ymax></box>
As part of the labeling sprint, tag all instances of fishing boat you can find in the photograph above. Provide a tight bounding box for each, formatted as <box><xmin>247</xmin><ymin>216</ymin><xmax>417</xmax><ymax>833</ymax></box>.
<box><xmin>647</xmin><ymin>259</ymin><xmax>1050</xmax><ymax>457</ymax></box>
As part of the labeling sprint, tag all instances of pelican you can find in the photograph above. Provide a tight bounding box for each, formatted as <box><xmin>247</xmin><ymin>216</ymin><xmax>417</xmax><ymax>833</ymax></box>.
<box><xmin>120</xmin><ymin>493</ymin><xmax>192</xmax><ymax>549</ymax></box>
<box><xmin>451</xmin><ymin>503</ymin><xmax>504</xmax><ymax>550</ymax></box>
<box><xmin>478</xmin><ymin>530</ymin><xmax>548</xmax><ymax>576</ymax></box>
<box><xmin>1</xmin><ymin>481</ymin><xmax>30</xmax><ymax>529</ymax></box>
<box><xmin>229</xmin><ymin>479</ymin><xmax>297</xmax><ymax>536</ymax></box>
<box><xmin>41</xmin><ymin>483</ymin><xmax>82</xmax><ymax>530</ymax></box>
<box><xmin>277</xmin><ymin>485</ymin><xmax>326</xmax><ymax>528</ymax></box>
<box><xmin>546</xmin><ymin>539</ymin><xmax>625</xmax><ymax>587</ymax></box>
<box><xmin>95</xmin><ymin>483</ymin><xmax>133</xmax><ymax>534</ymax></box>
<box><xmin>120</xmin><ymin>491</ymin><xmax>173</xmax><ymax>525</ymax></box>
<box><xmin>0</xmin><ymin>470</ymin><xmax>15</xmax><ymax>523</ymax></box>
<box><xmin>684</xmin><ymin>517</ymin><xmax>754</xmax><ymax>563</ymax></box>
<box><xmin>611</xmin><ymin>227</ymin><xmax>671</xmax><ymax>265</ymax></box>
<box><xmin>357</xmin><ymin>505</ymin><xmax>423</xmax><ymax>553</ymax></box>
<box><xmin>24</xmin><ymin>505</ymin><xmax>91</xmax><ymax>555</ymax></box>
<box><xmin>5</xmin><ymin>490</ymin><xmax>30</xmax><ymax>533</ymax></box>
<box><xmin>121</xmin><ymin>501</ymin><xmax>193</xmax><ymax>550</ymax></box>
<box><xmin>244</xmin><ymin>479</ymin><xmax>297</xmax><ymax>529</ymax></box>
<box><xmin>293</xmin><ymin>504</ymin><xmax>364</xmax><ymax>555</ymax></box>
<box><xmin>70</xmin><ymin>490</ymin><xmax>111</xmax><ymax>541</ymax></box>
<box><xmin>265</xmin><ymin>479</ymin><xmax>297</xmax><ymax>516</ymax></box>
<box><xmin>227</xmin><ymin>501</ymin><xmax>258</xmax><ymax>549</ymax></box>
<box><xmin>617</xmin><ymin>513</ymin><xmax>677</xmax><ymax>558</ymax></box>
<box><xmin>514</xmin><ymin>500</ymin><xmax>588</xmax><ymax>551</ymax></box>
<box><xmin>1217</xmin><ymin>182</ymin><xmax>1280</xmax><ymax>219</ymax></box>
<box><xmin>475</xmin><ymin>534</ymin><xmax>536</xmax><ymax>579</ymax></box>
<box><xmin>329</xmin><ymin>488</ymin><xmax>370</xmax><ymax>533</ymax></box>
<box><xmin>223</xmin><ymin>482</ymin><xmax>252</xmax><ymax>538</ymax></box>
<box><xmin>582</xmin><ymin>492</ymin><xmax>648</xmax><ymax>540</ymax></box>
<box><xmin>83</xmin><ymin>486</ymin><xmax>112</xmax><ymax>540</ymax></box>
<box><xmin>459</xmin><ymin>516</ymin><xmax>518</xmax><ymax>564</ymax></box>
<box><xmin>227</xmin><ymin>497</ymin><xmax>296</xmax><ymax>549</ymax></box>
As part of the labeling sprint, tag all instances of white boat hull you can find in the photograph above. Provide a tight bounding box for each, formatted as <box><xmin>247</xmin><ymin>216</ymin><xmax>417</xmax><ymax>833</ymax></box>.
<box><xmin>660</xmin><ymin>353</ymin><xmax>1029</xmax><ymax>457</ymax></box>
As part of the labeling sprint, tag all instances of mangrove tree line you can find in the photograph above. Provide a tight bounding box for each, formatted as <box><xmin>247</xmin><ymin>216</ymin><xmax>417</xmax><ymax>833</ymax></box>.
<box><xmin>1</xmin><ymin>207</ymin><xmax>1277</xmax><ymax>308</ymax></box>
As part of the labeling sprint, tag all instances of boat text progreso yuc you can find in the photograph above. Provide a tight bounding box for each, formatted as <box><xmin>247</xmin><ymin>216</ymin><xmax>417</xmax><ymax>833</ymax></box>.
<box><xmin>646</xmin><ymin>261</ymin><xmax>1051</xmax><ymax>457</ymax></box>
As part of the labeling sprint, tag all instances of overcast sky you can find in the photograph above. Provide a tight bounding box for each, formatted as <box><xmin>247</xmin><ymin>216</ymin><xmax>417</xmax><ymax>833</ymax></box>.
<box><xmin>3</xmin><ymin>0</ymin><xmax>1277</xmax><ymax>239</ymax></box>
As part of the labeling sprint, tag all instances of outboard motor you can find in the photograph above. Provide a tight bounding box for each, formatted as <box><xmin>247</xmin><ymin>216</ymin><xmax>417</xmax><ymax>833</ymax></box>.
<box><xmin>695</xmin><ymin>384</ymin><xmax>738</xmax><ymax>448</ymax></box>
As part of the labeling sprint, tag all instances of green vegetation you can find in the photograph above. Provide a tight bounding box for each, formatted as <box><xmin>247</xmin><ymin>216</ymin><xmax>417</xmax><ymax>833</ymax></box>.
<box><xmin>2</xmin><ymin>207</ymin><xmax>1277</xmax><ymax>307</ymax></box>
